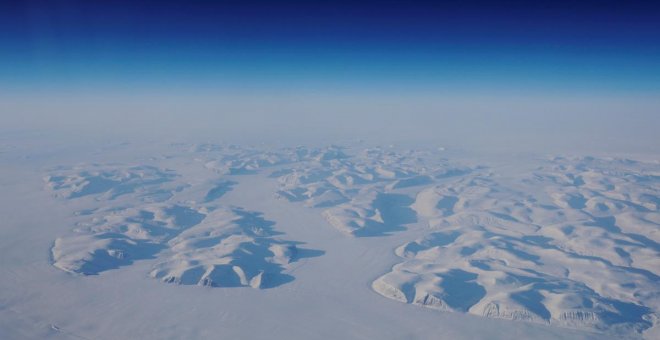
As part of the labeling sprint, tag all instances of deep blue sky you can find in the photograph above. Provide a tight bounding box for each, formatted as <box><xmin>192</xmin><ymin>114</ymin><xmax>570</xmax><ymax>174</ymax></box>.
<box><xmin>2</xmin><ymin>0</ymin><xmax>660</xmax><ymax>93</ymax></box>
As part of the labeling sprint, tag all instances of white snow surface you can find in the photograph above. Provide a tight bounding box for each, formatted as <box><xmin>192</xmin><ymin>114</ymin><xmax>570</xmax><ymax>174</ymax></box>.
<box><xmin>1</xmin><ymin>138</ymin><xmax>658</xmax><ymax>339</ymax></box>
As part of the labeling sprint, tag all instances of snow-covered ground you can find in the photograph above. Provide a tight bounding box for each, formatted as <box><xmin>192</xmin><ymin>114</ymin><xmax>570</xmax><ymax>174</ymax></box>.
<box><xmin>1</xmin><ymin>136</ymin><xmax>658</xmax><ymax>339</ymax></box>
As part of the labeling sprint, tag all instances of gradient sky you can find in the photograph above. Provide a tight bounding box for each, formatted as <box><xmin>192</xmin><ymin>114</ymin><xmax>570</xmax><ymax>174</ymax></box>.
<box><xmin>1</xmin><ymin>1</ymin><xmax>659</xmax><ymax>152</ymax></box>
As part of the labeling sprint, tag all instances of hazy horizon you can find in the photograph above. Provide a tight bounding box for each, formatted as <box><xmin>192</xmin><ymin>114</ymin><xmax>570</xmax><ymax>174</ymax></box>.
<box><xmin>2</xmin><ymin>1</ymin><xmax>659</xmax><ymax>154</ymax></box>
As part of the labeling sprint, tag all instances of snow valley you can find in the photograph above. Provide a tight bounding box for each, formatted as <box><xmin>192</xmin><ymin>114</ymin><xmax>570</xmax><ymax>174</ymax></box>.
<box><xmin>1</xmin><ymin>140</ymin><xmax>658</xmax><ymax>339</ymax></box>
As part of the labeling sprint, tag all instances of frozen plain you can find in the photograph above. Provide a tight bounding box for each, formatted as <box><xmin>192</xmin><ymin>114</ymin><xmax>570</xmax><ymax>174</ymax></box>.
<box><xmin>1</xmin><ymin>135</ymin><xmax>658</xmax><ymax>339</ymax></box>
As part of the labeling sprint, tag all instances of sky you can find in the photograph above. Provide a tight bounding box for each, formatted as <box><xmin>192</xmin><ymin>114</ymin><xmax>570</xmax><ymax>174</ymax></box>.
<box><xmin>1</xmin><ymin>1</ymin><xmax>659</xmax><ymax>152</ymax></box>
